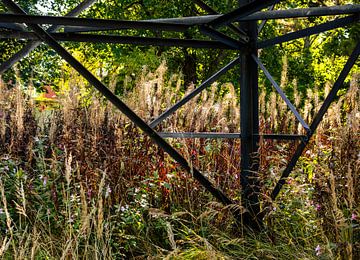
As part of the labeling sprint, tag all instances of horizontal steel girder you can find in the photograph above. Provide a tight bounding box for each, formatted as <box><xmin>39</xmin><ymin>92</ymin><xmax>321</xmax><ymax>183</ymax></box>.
<box><xmin>0</xmin><ymin>13</ymin><xmax>190</xmax><ymax>32</ymax></box>
<box><xmin>158</xmin><ymin>132</ymin><xmax>306</xmax><ymax>140</ymax></box>
<box><xmin>0</xmin><ymin>31</ymin><xmax>236</xmax><ymax>49</ymax></box>
<box><xmin>146</xmin><ymin>4</ymin><xmax>360</xmax><ymax>24</ymax></box>
<box><xmin>0</xmin><ymin>5</ymin><xmax>359</xmax><ymax>33</ymax></box>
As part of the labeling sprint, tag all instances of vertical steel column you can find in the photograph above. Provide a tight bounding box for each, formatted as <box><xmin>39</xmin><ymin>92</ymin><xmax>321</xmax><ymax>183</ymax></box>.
<box><xmin>239</xmin><ymin>0</ymin><xmax>261</xmax><ymax>229</ymax></box>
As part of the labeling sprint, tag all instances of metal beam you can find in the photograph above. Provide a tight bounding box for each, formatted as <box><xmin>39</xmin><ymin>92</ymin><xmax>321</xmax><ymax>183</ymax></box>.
<box><xmin>0</xmin><ymin>0</ymin><xmax>96</xmax><ymax>74</ymax></box>
<box><xmin>2</xmin><ymin>5</ymin><xmax>357</xmax><ymax>35</ymax></box>
<box><xmin>239</xmin><ymin>9</ymin><xmax>262</xmax><ymax>229</ymax></box>
<box><xmin>260</xmin><ymin>134</ymin><xmax>306</xmax><ymax>141</ymax></box>
<box><xmin>0</xmin><ymin>13</ymin><xmax>190</xmax><ymax>32</ymax></box>
<box><xmin>149</xmin><ymin>57</ymin><xmax>241</xmax><ymax>128</ymax></box>
<box><xmin>194</xmin><ymin>0</ymin><xmax>249</xmax><ymax>42</ymax></box>
<box><xmin>209</xmin><ymin>0</ymin><xmax>280</xmax><ymax>28</ymax></box>
<box><xmin>251</xmin><ymin>4</ymin><xmax>360</xmax><ymax>20</ymax></box>
<box><xmin>258</xmin><ymin>14</ymin><xmax>360</xmax><ymax>49</ymax></box>
<box><xmin>159</xmin><ymin>132</ymin><xmax>241</xmax><ymax>139</ymax></box>
<box><xmin>0</xmin><ymin>21</ymin><xmax>25</xmax><ymax>31</ymax></box>
<box><xmin>143</xmin><ymin>5</ymin><xmax>360</xmax><ymax>25</ymax></box>
<box><xmin>1</xmin><ymin>0</ymin><xmax>234</xmax><ymax>206</ymax></box>
<box><xmin>252</xmin><ymin>55</ymin><xmax>310</xmax><ymax>132</ymax></box>
<box><xmin>0</xmin><ymin>31</ymin><xmax>236</xmax><ymax>49</ymax></box>
<box><xmin>158</xmin><ymin>132</ymin><xmax>306</xmax><ymax>140</ymax></box>
<box><xmin>271</xmin><ymin>41</ymin><xmax>360</xmax><ymax>200</ymax></box>
<box><xmin>258</xmin><ymin>4</ymin><xmax>275</xmax><ymax>33</ymax></box>
<box><xmin>200</xmin><ymin>25</ymin><xmax>244</xmax><ymax>49</ymax></box>
<box><xmin>63</xmin><ymin>26</ymin><xmax>120</xmax><ymax>33</ymax></box>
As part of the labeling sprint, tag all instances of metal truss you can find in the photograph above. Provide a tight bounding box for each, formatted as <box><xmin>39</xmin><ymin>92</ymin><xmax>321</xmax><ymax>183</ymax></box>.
<box><xmin>0</xmin><ymin>0</ymin><xmax>359</xmax><ymax>230</ymax></box>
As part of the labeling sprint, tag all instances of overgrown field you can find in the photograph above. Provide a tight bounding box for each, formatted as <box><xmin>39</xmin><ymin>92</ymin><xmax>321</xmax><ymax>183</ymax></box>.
<box><xmin>0</xmin><ymin>65</ymin><xmax>359</xmax><ymax>259</ymax></box>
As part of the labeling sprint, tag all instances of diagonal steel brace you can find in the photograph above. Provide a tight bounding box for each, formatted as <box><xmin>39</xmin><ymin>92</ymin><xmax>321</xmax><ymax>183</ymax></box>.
<box><xmin>258</xmin><ymin>4</ymin><xmax>276</xmax><ymax>33</ymax></box>
<box><xmin>149</xmin><ymin>57</ymin><xmax>240</xmax><ymax>128</ymax></box>
<box><xmin>258</xmin><ymin>14</ymin><xmax>360</xmax><ymax>49</ymax></box>
<box><xmin>0</xmin><ymin>0</ymin><xmax>234</xmax><ymax>206</ymax></box>
<box><xmin>194</xmin><ymin>0</ymin><xmax>249</xmax><ymax>42</ymax></box>
<box><xmin>200</xmin><ymin>25</ymin><xmax>244</xmax><ymax>49</ymax></box>
<box><xmin>252</xmin><ymin>55</ymin><xmax>310</xmax><ymax>133</ymax></box>
<box><xmin>271</xmin><ymin>42</ymin><xmax>360</xmax><ymax>200</ymax></box>
<box><xmin>208</xmin><ymin>0</ymin><xmax>280</xmax><ymax>28</ymax></box>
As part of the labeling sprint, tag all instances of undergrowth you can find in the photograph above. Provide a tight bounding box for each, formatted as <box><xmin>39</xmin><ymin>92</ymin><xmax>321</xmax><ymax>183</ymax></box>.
<box><xmin>0</xmin><ymin>64</ymin><xmax>358</xmax><ymax>259</ymax></box>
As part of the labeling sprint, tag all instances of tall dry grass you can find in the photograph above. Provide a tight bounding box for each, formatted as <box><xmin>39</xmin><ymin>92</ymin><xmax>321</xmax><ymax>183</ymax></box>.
<box><xmin>0</xmin><ymin>63</ymin><xmax>358</xmax><ymax>258</ymax></box>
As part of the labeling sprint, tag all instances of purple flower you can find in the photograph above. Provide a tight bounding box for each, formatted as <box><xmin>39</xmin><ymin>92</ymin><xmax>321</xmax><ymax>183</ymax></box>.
<box><xmin>43</xmin><ymin>176</ymin><xmax>48</xmax><ymax>186</ymax></box>
<box><xmin>315</xmin><ymin>245</ymin><xmax>321</xmax><ymax>256</ymax></box>
<box><xmin>351</xmin><ymin>213</ymin><xmax>357</xmax><ymax>220</ymax></box>
<box><xmin>105</xmin><ymin>185</ymin><xmax>112</xmax><ymax>198</ymax></box>
<box><xmin>315</xmin><ymin>204</ymin><xmax>321</xmax><ymax>211</ymax></box>
<box><xmin>87</xmin><ymin>189</ymin><xmax>92</xmax><ymax>200</ymax></box>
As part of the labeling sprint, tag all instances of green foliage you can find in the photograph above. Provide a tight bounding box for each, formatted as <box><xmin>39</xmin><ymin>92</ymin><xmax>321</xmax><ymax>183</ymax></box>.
<box><xmin>1</xmin><ymin>0</ymin><xmax>359</xmax><ymax>96</ymax></box>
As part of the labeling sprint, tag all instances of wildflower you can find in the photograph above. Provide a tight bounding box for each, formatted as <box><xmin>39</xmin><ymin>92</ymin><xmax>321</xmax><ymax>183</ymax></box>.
<box><xmin>105</xmin><ymin>185</ymin><xmax>112</xmax><ymax>198</ymax></box>
<box><xmin>315</xmin><ymin>204</ymin><xmax>321</xmax><ymax>211</ymax></box>
<box><xmin>43</xmin><ymin>176</ymin><xmax>47</xmax><ymax>186</ymax></box>
<box><xmin>87</xmin><ymin>189</ymin><xmax>92</xmax><ymax>200</ymax></box>
<box><xmin>315</xmin><ymin>245</ymin><xmax>321</xmax><ymax>256</ymax></box>
<box><xmin>0</xmin><ymin>208</ymin><xmax>3</xmax><ymax>214</ymax></box>
<box><xmin>39</xmin><ymin>175</ymin><xmax>47</xmax><ymax>186</ymax></box>
<box><xmin>351</xmin><ymin>213</ymin><xmax>357</xmax><ymax>221</ymax></box>
<box><xmin>120</xmin><ymin>205</ymin><xmax>129</xmax><ymax>212</ymax></box>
